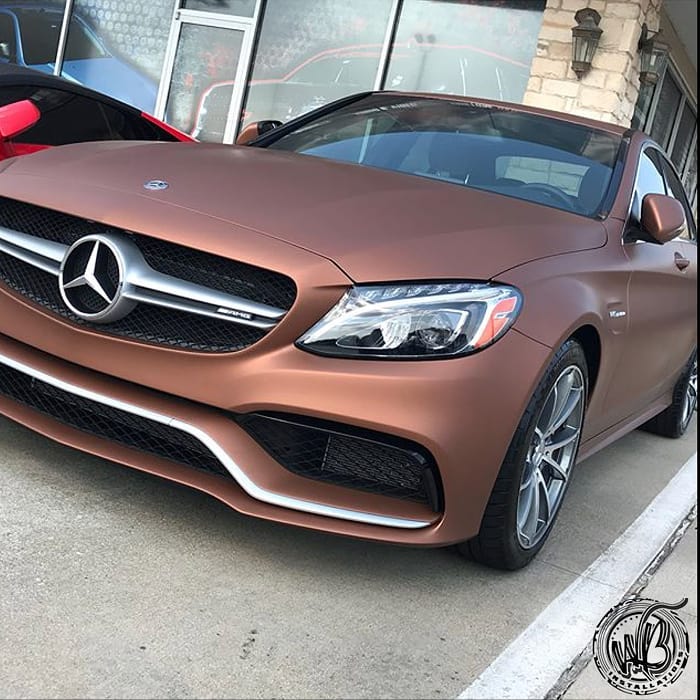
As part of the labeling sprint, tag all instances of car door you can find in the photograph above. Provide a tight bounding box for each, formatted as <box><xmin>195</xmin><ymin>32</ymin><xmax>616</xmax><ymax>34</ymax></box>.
<box><xmin>658</xmin><ymin>152</ymin><xmax>698</xmax><ymax>302</ymax></box>
<box><xmin>604</xmin><ymin>147</ymin><xmax>696</xmax><ymax>422</ymax></box>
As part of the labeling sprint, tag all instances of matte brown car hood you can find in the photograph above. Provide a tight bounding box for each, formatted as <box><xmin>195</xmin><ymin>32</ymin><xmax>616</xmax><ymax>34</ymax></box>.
<box><xmin>1</xmin><ymin>141</ymin><xmax>607</xmax><ymax>281</ymax></box>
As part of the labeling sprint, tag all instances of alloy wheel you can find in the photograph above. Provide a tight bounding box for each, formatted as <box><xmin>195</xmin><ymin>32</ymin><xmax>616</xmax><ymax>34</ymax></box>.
<box><xmin>681</xmin><ymin>356</ymin><xmax>698</xmax><ymax>430</ymax></box>
<box><xmin>517</xmin><ymin>365</ymin><xmax>585</xmax><ymax>549</ymax></box>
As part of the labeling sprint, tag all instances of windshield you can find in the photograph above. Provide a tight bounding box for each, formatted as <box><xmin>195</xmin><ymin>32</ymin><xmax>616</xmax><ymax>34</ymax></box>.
<box><xmin>266</xmin><ymin>95</ymin><xmax>623</xmax><ymax>217</ymax></box>
<box><xmin>17</xmin><ymin>9</ymin><xmax>107</xmax><ymax>65</ymax></box>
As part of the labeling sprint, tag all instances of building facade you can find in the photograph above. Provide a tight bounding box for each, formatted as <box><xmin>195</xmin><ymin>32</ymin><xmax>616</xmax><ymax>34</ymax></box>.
<box><xmin>1</xmin><ymin>0</ymin><xmax>696</xmax><ymax>205</ymax></box>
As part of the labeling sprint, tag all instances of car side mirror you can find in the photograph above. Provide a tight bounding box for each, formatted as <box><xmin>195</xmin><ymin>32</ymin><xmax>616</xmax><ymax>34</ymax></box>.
<box><xmin>235</xmin><ymin>120</ymin><xmax>283</xmax><ymax>146</ymax></box>
<box><xmin>0</xmin><ymin>100</ymin><xmax>40</xmax><ymax>140</ymax></box>
<box><xmin>638</xmin><ymin>194</ymin><xmax>687</xmax><ymax>244</ymax></box>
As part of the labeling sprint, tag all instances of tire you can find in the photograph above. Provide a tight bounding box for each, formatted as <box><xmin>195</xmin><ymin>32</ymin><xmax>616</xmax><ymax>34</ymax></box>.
<box><xmin>641</xmin><ymin>350</ymin><xmax>697</xmax><ymax>439</ymax></box>
<box><xmin>458</xmin><ymin>339</ymin><xmax>588</xmax><ymax>570</ymax></box>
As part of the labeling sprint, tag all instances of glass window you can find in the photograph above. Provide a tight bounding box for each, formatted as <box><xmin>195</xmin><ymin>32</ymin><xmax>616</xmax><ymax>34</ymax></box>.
<box><xmin>0</xmin><ymin>14</ymin><xmax>18</xmax><ymax>61</ymax></box>
<box><xmin>0</xmin><ymin>86</ymin><xmax>178</xmax><ymax>145</ymax></box>
<box><xmin>649</xmin><ymin>74</ymin><xmax>682</xmax><ymax>149</ymax></box>
<box><xmin>496</xmin><ymin>157</ymin><xmax>588</xmax><ymax>196</ymax></box>
<box><xmin>670</xmin><ymin>101</ymin><xmax>696</xmax><ymax>173</ymax></box>
<box><xmin>62</xmin><ymin>0</ymin><xmax>173</xmax><ymax>114</ymax></box>
<box><xmin>266</xmin><ymin>94</ymin><xmax>621</xmax><ymax>217</ymax></box>
<box><xmin>631</xmin><ymin>149</ymin><xmax>667</xmax><ymax>223</ymax></box>
<box><xmin>63</xmin><ymin>18</ymin><xmax>108</xmax><ymax>61</ymax></box>
<box><xmin>236</xmin><ymin>0</ymin><xmax>393</xmax><ymax>129</ymax></box>
<box><xmin>14</xmin><ymin>7</ymin><xmax>105</xmax><ymax>64</ymax></box>
<box><xmin>659</xmin><ymin>155</ymin><xmax>696</xmax><ymax>240</ymax></box>
<box><xmin>14</xmin><ymin>7</ymin><xmax>65</xmax><ymax>65</ymax></box>
<box><xmin>166</xmin><ymin>23</ymin><xmax>244</xmax><ymax>137</ymax></box>
<box><xmin>181</xmin><ymin>0</ymin><xmax>255</xmax><ymax>16</ymax></box>
<box><xmin>684</xmin><ymin>145</ymin><xmax>697</xmax><ymax>209</ymax></box>
<box><xmin>638</xmin><ymin>66</ymin><xmax>697</xmax><ymax>210</ymax></box>
<box><xmin>632</xmin><ymin>82</ymin><xmax>654</xmax><ymax>130</ymax></box>
<box><xmin>385</xmin><ymin>0</ymin><xmax>544</xmax><ymax>103</ymax></box>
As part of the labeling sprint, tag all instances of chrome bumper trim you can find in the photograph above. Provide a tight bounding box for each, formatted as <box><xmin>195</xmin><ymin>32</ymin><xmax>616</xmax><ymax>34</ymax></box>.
<box><xmin>0</xmin><ymin>351</ymin><xmax>432</xmax><ymax>530</ymax></box>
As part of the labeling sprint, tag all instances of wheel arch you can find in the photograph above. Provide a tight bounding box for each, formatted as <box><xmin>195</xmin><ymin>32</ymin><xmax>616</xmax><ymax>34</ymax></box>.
<box><xmin>569</xmin><ymin>324</ymin><xmax>601</xmax><ymax>401</ymax></box>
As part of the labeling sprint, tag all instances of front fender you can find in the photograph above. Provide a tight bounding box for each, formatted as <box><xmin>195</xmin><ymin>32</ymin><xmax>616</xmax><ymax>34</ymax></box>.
<box><xmin>496</xmin><ymin>243</ymin><xmax>632</xmax><ymax>439</ymax></box>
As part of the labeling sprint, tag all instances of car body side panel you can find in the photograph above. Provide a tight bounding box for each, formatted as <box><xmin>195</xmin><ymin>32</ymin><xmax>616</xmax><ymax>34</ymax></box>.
<box><xmin>498</xmin><ymin>212</ymin><xmax>696</xmax><ymax>448</ymax></box>
<box><xmin>496</xmin><ymin>237</ymin><xmax>633</xmax><ymax>442</ymax></box>
<box><xmin>604</xmin><ymin>237</ymin><xmax>696</xmax><ymax>421</ymax></box>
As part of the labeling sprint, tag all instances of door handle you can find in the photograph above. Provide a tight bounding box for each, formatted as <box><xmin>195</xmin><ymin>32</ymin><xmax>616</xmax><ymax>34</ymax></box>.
<box><xmin>674</xmin><ymin>252</ymin><xmax>691</xmax><ymax>271</ymax></box>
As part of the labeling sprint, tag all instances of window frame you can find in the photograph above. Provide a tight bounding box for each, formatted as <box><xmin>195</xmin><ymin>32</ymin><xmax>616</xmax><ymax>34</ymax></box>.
<box><xmin>658</xmin><ymin>150</ymin><xmax>697</xmax><ymax>242</ymax></box>
<box><xmin>626</xmin><ymin>143</ymin><xmax>696</xmax><ymax>244</ymax></box>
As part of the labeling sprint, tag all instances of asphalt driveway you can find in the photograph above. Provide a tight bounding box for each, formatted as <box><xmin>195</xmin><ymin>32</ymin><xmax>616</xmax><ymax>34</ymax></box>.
<box><xmin>0</xmin><ymin>415</ymin><xmax>696</xmax><ymax>699</ymax></box>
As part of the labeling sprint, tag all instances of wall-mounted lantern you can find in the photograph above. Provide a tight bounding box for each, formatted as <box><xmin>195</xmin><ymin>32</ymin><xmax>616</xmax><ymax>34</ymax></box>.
<box><xmin>638</xmin><ymin>23</ymin><xmax>669</xmax><ymax>86</ymax></box>
<box><xmin>571</xmin><ymin>8</ymin><xmax>603</xmax><ymax>78</ymax></box>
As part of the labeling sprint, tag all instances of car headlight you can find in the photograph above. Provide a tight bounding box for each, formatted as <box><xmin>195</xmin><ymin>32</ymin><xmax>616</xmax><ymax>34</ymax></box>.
<box><xmin>297</xmin><ymin>282</ymin><xmax>522</xmax><ymax>359</ymax></box>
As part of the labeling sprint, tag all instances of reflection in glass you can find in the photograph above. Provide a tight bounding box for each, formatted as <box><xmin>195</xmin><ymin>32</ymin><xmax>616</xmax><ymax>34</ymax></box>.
<box><xmin>199</xmin><ymin>0</ymin><xmax>393</xmax><ymax>136</ymax></box>
<box><xmin>386</xmin><ymin>0</ymin><xmax>544</xmax><ymax>103</ymax></box>
<box><xmin>62</xmin><ymin>0</ymin><xmax>173</xmax><ymax>113</ymax></box>
<box><xmin>683</xmin><ymin>147</ymin><xmax>697</xmax><ymax>208</ymax></box>
<box><xmin>181</xmin><ymin>0</ymin><xmax>255</xmax><ymax>16</ymax></box>
<box><xmin>649</xmin><ymin>73</ymin><xmax>682</xmax><ymax>149</ymax></box>
<box><xmin>268</xmin><ymin>94</ymin><xmax>620</xmax><ymax>217</ymax></box>
<box><xmin>632</xmin><ymin>82</ymin><xmax>654</xmax><ymax>130</ymax></box>
<box><xmin>167</xmin><ymin>23</ymin><xmax>244</xmax><ymax>139</ymax></box>
<box><xmin>670</xmin><ymin>102</ymin><xmax>696</xmax><ymax>172</ymax></box>
<box><xmin>0</xmin><ymin>5</ymin><xmax>66</xmax><ymax>65</ymax></box>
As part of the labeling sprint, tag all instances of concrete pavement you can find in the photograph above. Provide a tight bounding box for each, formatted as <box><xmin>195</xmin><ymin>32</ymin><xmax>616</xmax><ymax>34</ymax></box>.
<box><xmin>0</xmin><ymin>416</ymin><xmax>696</xmax><ymax>698</ymax></box>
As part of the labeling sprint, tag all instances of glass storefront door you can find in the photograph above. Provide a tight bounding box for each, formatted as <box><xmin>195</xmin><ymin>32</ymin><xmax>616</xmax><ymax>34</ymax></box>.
<box><xmin>155</xmin><ymin>2</ymin><xmax>260</xmax><ymax>142</ymax></box>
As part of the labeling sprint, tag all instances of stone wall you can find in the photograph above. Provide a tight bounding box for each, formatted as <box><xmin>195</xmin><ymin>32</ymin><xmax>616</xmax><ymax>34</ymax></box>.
<box><xmin>523</xmin><ymin>0</ymin><xmax>663</xmax><ymax>126</ymax></box>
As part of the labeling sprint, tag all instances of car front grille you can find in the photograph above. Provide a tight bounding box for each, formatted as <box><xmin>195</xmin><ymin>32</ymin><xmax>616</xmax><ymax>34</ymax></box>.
<box><xmin>0</xmin><ymin>360</ymin><xmax>230</xmax><ymax>479</ymax></box>
<box><xmin>0</xmin><ymin>197</ymin><xmax>297</xmax><ymax>352</ymax></box>
<box><xmin>238</xmin><ymin>413</ymin><xmax>443</xmax><ymax>510</ymax></box>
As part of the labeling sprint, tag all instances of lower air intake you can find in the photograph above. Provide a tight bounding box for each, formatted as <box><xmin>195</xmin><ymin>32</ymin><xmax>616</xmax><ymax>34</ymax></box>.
<box><xmin>0</xmin><ymin>362</ymin><xmax>229</xmax><ymax>479</ymax></box>
<box><xmin>238</xmin><ymin>413</ymin><xmax>442</xmax><ymax>510</ymax></box>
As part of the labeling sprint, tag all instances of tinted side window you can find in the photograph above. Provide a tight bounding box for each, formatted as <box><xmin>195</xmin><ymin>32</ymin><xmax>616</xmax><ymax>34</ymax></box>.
<box><xmin>0</xmin><ymin>86</ymin><xmax>177</xmax><ymax>145</ymax></box>
<box><xmin>20</xmin><ymin>94</ymin><xmax>118</xmax><ymax>144</ymax></box>
<box><xmin>659</xmin><ymin>155</ymin><xmax>696</xmax><ymax>241</ymax></box>
<box><xmin>631</xmin><ymin>149</ymin><xmax>666</xmax><ymax>223</ymax></box>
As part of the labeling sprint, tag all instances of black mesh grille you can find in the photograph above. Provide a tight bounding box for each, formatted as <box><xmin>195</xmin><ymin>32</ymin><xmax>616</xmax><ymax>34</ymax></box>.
<box><xmin>0</xmin><ymin>361</ymin><xmax>230</xmax><ymax>479</ymax></box>
<box><xmin>239</xmin><ymin>413</ymin><xmax>442</xmax><ymax>509</ymax></box>
<box><xmin>0</xmin><ymin>197</ymin><xmax>297</xmax><ymax>352</ymax></box>
<box><xmin>0</xmin><ymin>255</ymin><xmax>266</xmax><ymax>352</ymax></box>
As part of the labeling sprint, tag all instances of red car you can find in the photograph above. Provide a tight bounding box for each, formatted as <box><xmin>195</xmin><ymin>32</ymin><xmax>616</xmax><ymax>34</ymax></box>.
<box><xmin>0</xmin><ymin>64</ymin><xmax>191</xmax><ymax>161</ymax></box>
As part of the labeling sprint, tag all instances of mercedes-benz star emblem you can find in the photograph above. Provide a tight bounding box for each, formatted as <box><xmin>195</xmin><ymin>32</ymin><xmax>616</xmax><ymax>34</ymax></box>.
<box><xmin>144</xmin><ymin>179</ymin><xmax>169</xmax><ymax>191</ymax></box>
<box><xmin>59</xmin><ymin>234</ymin><xmax>137</xmax><ymax>323</ymax></box>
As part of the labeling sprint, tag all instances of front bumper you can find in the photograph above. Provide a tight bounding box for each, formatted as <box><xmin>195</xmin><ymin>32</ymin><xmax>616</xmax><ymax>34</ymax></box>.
<box><xmin>0</xmin><ymin>324</ymin><xmax>551</xmax><ymax>546</ymax></box>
